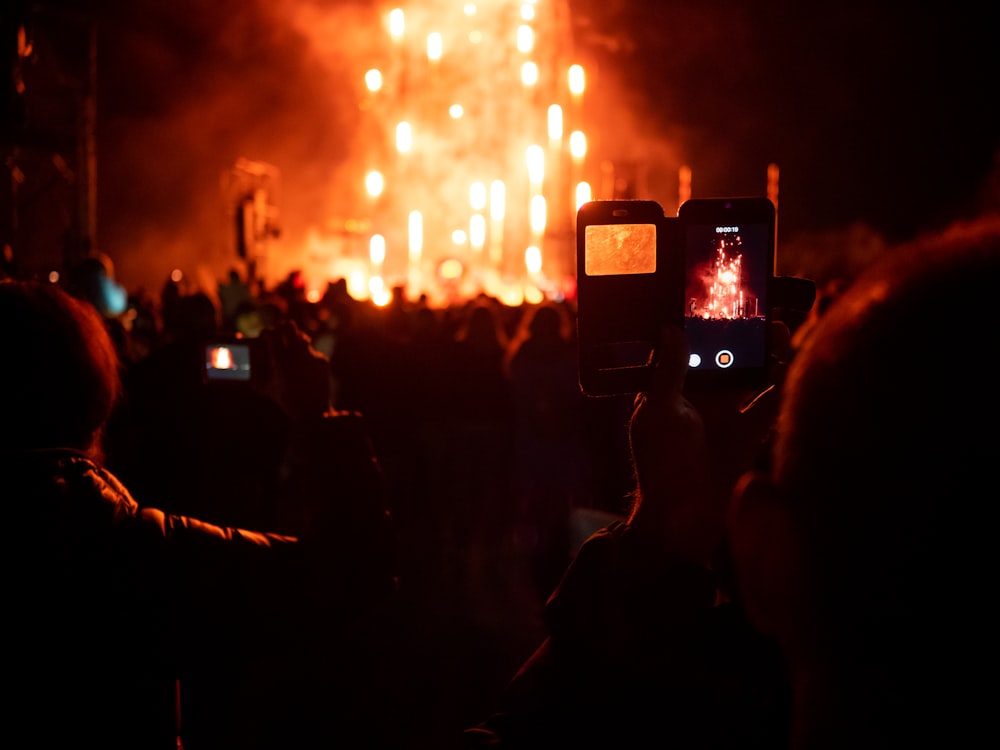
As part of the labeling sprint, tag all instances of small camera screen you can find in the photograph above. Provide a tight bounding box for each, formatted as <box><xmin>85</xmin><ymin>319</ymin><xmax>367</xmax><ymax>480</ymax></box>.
<box><xmin>204</xmin><ymin>343</ymin><xmax>251</xmax><ymax>381</ymax></box>
<box><xmin>584</xmin><ymin>223</ymin><xmax>657</xmax><ymax>276</ymax></box>
<box><xmin>683</xmin><ymin>222</ymin><xmax>770</xmax><ymax>372</ymax></box>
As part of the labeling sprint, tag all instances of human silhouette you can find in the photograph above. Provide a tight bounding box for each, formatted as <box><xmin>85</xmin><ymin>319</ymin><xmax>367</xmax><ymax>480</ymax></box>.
<box><xmin>1</xmin><ymin>278</ymin><xmax>397</xmax><ymax>750</ymax></box>
<box><xmin>727</xmin><ymin>217</ymin><xmax>1000</xmax><ymax>749</ymax></box>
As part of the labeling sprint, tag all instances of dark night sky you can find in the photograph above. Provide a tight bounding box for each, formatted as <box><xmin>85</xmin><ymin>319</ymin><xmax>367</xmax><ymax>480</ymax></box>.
<box><xmin>576</xmin><ymin>1</ymin><xmax>1000</xmax><ymax>240</ymax></box>
<box><xmin>6</xmin><ymin>0</ymin><xmax>999</xmax><ymax>292</ymax></box>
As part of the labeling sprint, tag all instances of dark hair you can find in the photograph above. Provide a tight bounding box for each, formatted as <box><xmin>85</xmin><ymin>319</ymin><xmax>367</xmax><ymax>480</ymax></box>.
<box><xmin>770</xmin><ymin>218</ymin><xmax>1000</xmax><ymax>632</ymax></box>
<box><xmin>0</xmin><ymin>280</ymin><xmax>121</xmax><ymax>453</ymax></box>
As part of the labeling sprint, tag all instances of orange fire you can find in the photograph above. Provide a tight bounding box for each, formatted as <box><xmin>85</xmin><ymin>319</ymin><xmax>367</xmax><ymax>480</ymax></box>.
<box><xmin>698</xmin><ymin>237</ymin><xmax>752</xmax><ymax>320</ymax></box>
<box><xmin>210</xmin><ymin>346</ymin><xmax>234</xmax><ymax>370</ymax></box>
<box><xmin>300</xmin><ymin>1</ymin><xmax>589</xmax><ymax>306</ymax></box>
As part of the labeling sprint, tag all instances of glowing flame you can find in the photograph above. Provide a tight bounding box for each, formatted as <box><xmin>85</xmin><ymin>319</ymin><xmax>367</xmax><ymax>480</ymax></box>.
<box><xmin>408</xmin><ymin>210</ymin><xmax>423</xmax><ymax>260</ymax></box>
<box><xmin>439</xmin><ymin>258</ymin><xmax>463</xmax><ymax>280</ymax></box>
<box><xmin>500</xmin><ymin>286</ymin><xmax>525</xmax><ymax>307</ymax></box>
<box><xmin>318</xmin><ymin>1</ymin><xmax>588</xmax><ymax>305</ymax></box>
<box><xmin>470</xmin><ymin>181</ymin><xmax>486</xmax><ymax>210</ymax></box>
<box><xmin>211</xmin><ymin>346</ymin><xmax>233</xmax><ymax>370</ymax></box>
<box><xmin>547</xmin><ymin>104</ymin><xmax>563</xmax><ymax>141</ymax></box>
<box><xmin>529</xmin><ymin>195</ymin><xmax>546</xmax><ymax>234</ymax></box>
<box><xmin>388</xmin><ymin>8</ymin><xmax>404</xmax><ymax>39</ymax></box>
<box><xmin>517</xmin><ymin>25</ymin><xmax>534</xmax><ymax>53</ymax></box>
<box><xmin>526</xmin><ymin>145</ymin><xmax>544</xmax><ymax>186</ymax></box>
<box><xmin>396</xmin><ymin>121</ymin><xmax>412</xmax><ymax>152</ymax></box>
<box><xmin>366</xmin><ymin>170</ymin><xmax>384</xmax><ymax>197</ymax></box>
<box><xmin>347</xmin><ymin>269</ymin><xmax>367</xmax><ymax>299</ymax></box>
<box><xmin>525</xmin><ymin>245</ymin><xmax>542</xmax><ymax>274</ymax></box>
<box><xmin>521</xmin><ymin>61</ymin><xmax>538</xmax><ymax>86</ymax></box>
<box><xmin>370</xmin><ymin>234</ymin><xmax>386</xmax><ymax>265</ymax></box>
<box><xmin>427</xmin><ymin>32</ymin><xmax>442</xmax><ymax>60</ymax></box>
<box><xmin>693</xmin><ymin>238</ymin><xmax>753</xmax><ymax>320</ymax></box>
<box><xmin>470</xmin><ymin>214</ymin><xmax>486</xmax><ymax>249</ymax></box>
<box><xmin>490</xmin><ymin>180</ymin><xmax>506</xmax><ymax>221</ymax></box>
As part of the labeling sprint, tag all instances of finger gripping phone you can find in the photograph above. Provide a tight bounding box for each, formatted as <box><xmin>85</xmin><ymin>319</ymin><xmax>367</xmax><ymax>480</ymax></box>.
<box><xmin>576</xmin><ymin>199</ymin><xmax>683</xmax><ymax>397</ymax></box>
<box><xmin>678</xmin><ymin>197</ymin><xmax>776</xmax><ymax>391</ymax></box>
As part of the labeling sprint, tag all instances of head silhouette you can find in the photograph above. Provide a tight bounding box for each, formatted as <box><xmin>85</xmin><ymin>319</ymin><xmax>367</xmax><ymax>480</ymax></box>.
<box><xmin>729</xmin><ymin>218</ymin><xmax>1000</xmax><ymax>747</ymax></box>
<box><xmin>0</xmin><ymin>279</ymin><xmax>121</xmax><ymax>456</ymax></box>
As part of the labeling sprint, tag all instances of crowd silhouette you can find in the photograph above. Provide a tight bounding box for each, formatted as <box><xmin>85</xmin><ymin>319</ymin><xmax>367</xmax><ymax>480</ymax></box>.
<box><xmin>5</xmin><ymin>211</ymin><xmax>999</xmax><ymax>749</ymax></box>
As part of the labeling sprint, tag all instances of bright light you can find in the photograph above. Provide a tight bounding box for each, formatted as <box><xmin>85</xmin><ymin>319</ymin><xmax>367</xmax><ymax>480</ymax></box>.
<box><xmin>521</xmin><ymin>61</ymin><xmax>538</xmax><ymax>86</ymax></box>
<box><xmin>365</xmin><ymin>69</ymin><xmax>382</xmax><ymax>92</ymax></box>
<box><xmin>470</xmin><ymin>181</ymin><xmax>487</xmax><ymax>210</ymax></box>
<box><xmin>547</xmin><ymin>104</ymin><xmax>563</xmax><ymax>140</ymax></box>
<box><xmin>449</xmin><ymin>104</ymin><xmax>464</xmax><ymax>118</ymax></box>
<box><xmin>569</xmin><ymin>130</ymin><xmax>586</xmax><ymax>160</ymax></box>
<box><xmin>372</xmin><ymin>287</ymin><xmax>393</xmax><ymax>307</ymax></box>
<box><xmin>370</xmin><ymin>234</ymin><xmax>386</xmax><ymax>265</ymax></box>
<box><xmin>408</xmin><ymin>210</ymin><xmax>423</xmax><ymax>260</ymax></box>
<box><xmin>427</xmin><ymin>32</ymin><xmax>442</xmax><ymax>61</ymax></box>
<box><xmin>439</xmin><ymin>258</ymin><xmax>464</xmax><ymax>280</ymax></box>
<box><xmin>388</xmin><ymin>9</ymin><xmax>404</xmax><ymax>39</ymax></box>
<box><xmin>490</xmin><ymin>180</ymin><xmax>506</xmax><ymax>221</ymax></box>
<box><xmin>470</xmin><ymin>214</ymin><xmax>486</xmax><ymax>248</ymax></box>
<box><xmin>170</xmin><ymin>268</ymin><xmax>183</xmax><ymax>283</ymax></box>
<box><xmin>499</xmin><ymin>286</ymin><xmax>525</xmax><ymax>307</ymax></box>
<box><xmin>569</xmin><ymin>64</ymin><xmax>585</xmax><ymax>95</ymax></box>
<box><xmin>521</xmin><ymin>4</ymin><xmax>536</xmax><ymax>21</ymax></box>
<box><xmin>211</xmin><ymin>346</ymin><xmax>233</xmax><ymax>370</ymax></box>
<box><xmin>530</xmin><ymin>195</ymin><xmax>546</xmax><ymax>234</ymax></box>
<box><xmin>524</xmin><ymin>286</ymin><xmax>544</xmax><ymax>305</ymax></box>
<box><xmin>396</xmin><ymin>121</ymin><xmax>412</xmax><ymax>152</ymax></box>
<box><xmin>306</xmin><ymin>288</ymin><xmax>321</xmax><ymax>303</ymax></box>
<box><xmin>369</xmin><ymin>275</ymin><xmax>385</xmax><ymax>294</ymax></box>
<box><xmin>366</xmin><ymin>170</ymin><xmax>384</xmax><ymax>197</ymax></box>
<box><xmin>48</xmin><ymin>270</ymin><xmax>60</xmax><ymax>283</ymax></box>
<box><xmin>517</xmin><ymin>25</ymin><xmax>534</xmax><ymax>53</ymax></box>
<box><xmin>469</xmin><ymin>30</ymin><xmax>483</xmax><ymax>44</ymax></box>
<box><xmin>347</xmin><ymin>269</ymin><xmax>367</xmax><ymax>299</ymax></box>
<box><xmin>525</xmin><ymin>245</ymin><xmax>542</xmax><ymax>274</ymax></box>
<box><xmin>464</xmin><ymin>4</ymin><xmax>477</xmax><ymax>16</ymax></box>
<box><xmin>526</xmin><ymin>145</ymin><xmax>544</xmax><ymax>185</ymax></box>
<box><xmin>452</xmin><ymin>229</ymin><xmax>467</xmax><ymax>245</ymax></box>
<box><xmin>575</xmin><ymin>181</ymin><xmax>592</xmax><ymax>210</ymax></box>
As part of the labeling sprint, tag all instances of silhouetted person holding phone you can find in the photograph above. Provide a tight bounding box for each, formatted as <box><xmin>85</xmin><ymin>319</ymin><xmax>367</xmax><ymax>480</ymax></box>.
<box><xmin>465</xmin><ymin>314</ymin><xmax>793</xmax><ymax>748</ymax></box>
<box><xmin>1</xmin><ymin>278</ymin><xmax>396</xmax><ymax>750</ymax></box>
<box><xmin>467</xmin><ymin>215</ymin><xmax>1000</xmax><ymax>749</ymax></box>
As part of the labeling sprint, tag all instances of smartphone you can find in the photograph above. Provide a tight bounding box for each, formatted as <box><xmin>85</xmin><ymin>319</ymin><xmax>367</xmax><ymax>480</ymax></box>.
<box><xmin>677</xmin><ymin>197</ymin><xmax>776</xmax><ymax>391</ymax></box>
<box><xmin>576</xmin><ymin>199</ymin><xmax>683</xmax><ymax>397</ymax></box>
<box><xmin>203</xmin><ymin>340</ymin><xmax>253</xmax><ymax>382</ymax></box>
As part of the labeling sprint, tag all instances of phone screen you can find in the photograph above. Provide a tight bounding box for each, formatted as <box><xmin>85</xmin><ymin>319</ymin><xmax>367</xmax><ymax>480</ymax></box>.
<box><xmin>584</xmin><ymin>223</ymin><xmax>657</xmax><ymax>276</ymax></box>
<box><xmin>680</xmin><ymin>198</ymin><xmax>774</xmax><ymax>388</ymax></box>
<box><xmin>204</xmin><ymin>342</ymin><xmax>252</xmax><ymax>382</ymax></box>
<box><xmin>576</xmin><ymin>200</ymin><xmax>680</xmax><ymax>397</ymax></box>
